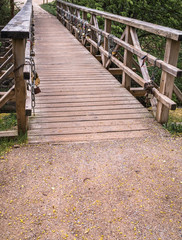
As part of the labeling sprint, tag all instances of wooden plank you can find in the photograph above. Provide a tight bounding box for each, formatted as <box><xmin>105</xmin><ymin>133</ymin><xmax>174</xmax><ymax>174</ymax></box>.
<box><xmin>34</xmin><ymin>103</ymin><xmax>143</xmax><ymax>113</ymax></box>
<box><xmin>29</xmin><ymin>118</ymin><xmax>154</xmax><ymax>130</ymax></box>
<box><xmin>109</xmin><ymin>68</ymin><xmax>123</xmax><ymax>75</ymax></box>
<box><xmin>28</xmin><ymin>130</ymin><xmax>149</xmax><ymax>144</ymax></box>
<box><xmin>31</xmin><ymin>113</ymin><xmax>152</xmax><ymax>124</ymax></box>
<box><xmin>32</xmin><ymin>108</ymin><xmax>149</xmax><ymax>118</ymax></box>
<box><xmin>29</xmin><ymin>124</ymin><xmax>149</xmax><ymax>136</ymax></box>
<box><xmin>0</xmin><ymin>130</ymin><xmax>18</xmax><ymax>138</ymax></box>
<box><xmin>130</xmin><ymin>87</ymin><xmax>146</xmax><ymax>97</ymax></box>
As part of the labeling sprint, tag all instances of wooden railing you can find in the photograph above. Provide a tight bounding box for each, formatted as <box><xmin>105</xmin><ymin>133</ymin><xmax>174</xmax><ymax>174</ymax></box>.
<box><xmin>0</xmin><ymin>0</ymin><xmax>33</xmax><ymax>134</ymax></box>
<box><xmin>57</xmin><ymin>0</ymin><xmax>182</xmax><ymax>124</ymax></box>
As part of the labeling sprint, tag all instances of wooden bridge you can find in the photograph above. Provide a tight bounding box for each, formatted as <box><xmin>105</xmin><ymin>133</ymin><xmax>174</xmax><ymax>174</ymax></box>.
<box><xmin>1</xmin><ymin>0</ymin><xmax>182</xmax><ymax>143</ymax></box>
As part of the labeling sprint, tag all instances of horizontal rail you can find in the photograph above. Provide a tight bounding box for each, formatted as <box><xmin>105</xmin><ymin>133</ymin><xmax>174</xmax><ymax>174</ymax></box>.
<box><xmin>57</xmin><ymin>0</ymin><xmax>182</xmax><ymax>41</ymax></box>
<box><xmin>1</xmin><ymin>0</ymin><xmax>32</xmax><ymax>39</ymax></box>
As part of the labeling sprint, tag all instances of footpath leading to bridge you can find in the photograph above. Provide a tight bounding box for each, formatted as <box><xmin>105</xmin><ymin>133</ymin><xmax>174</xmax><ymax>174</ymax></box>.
<box><xmin>28</xmin><ymin>5</ymin><xmax>159</xmax><ymax>144</ymax></box>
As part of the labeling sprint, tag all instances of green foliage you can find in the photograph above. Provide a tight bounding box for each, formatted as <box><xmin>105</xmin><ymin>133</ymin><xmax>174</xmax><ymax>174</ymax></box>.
<box><xmin>0</xmin><ymin>133</ymin><xmax>27</xmax><ymax>157</ymax></box>
<box><xmin>0</xmin><ymin>113</ymin><xmax>17</xmax><ymax>131</ymax></box>
<box><xmin>163</xmin><ymin>108</ymin><xmax>182</xmax><ymax>135</ymax></box>
<box><xmin>41</xmin><ymin>1</ymin><xmax>57</xmax><ymax>16</ymax></box>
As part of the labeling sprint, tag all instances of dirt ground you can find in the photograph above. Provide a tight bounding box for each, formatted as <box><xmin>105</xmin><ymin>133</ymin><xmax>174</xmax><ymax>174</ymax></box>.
<box><xmin>0</xmin><ymin>134</ymin><xmax>182</xmax><ymax>240</ymax></box>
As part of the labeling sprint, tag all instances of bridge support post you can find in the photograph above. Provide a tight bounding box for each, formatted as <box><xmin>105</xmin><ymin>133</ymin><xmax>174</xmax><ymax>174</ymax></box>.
<box><xmin>103</xmin><ymin>19</ymin><xmax>111</xmax><ymax>68</ymax></box>
<box><xmin>122</xmin><ymin>26</ymin><xmax>133</xmax><ymax>90</ymax></box>
<box><xmin>90</xmin><ymin>14</ymin><xmax>97</xmax><ymax>56</ymax></box>
<box><xmin>156</xmin><ymin>39</ymin><xmax>180</xmax><ymax>123</ymax></box>
<box><xmin>13</xmin><ymin>39</ymin><xmax>27</xmax><ymax>134</ymax></box>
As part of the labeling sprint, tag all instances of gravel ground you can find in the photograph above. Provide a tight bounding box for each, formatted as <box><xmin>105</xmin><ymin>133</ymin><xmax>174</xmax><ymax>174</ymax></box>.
<box><xmin>0</xmin><ymin>134</ymin><xmax>182</xmax><ymax>240</ymax></box>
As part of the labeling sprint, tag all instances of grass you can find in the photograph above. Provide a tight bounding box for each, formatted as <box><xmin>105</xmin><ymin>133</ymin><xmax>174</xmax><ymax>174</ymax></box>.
<box><xmin>41</xmin><ymin>1</ymin><xmax>57</xmax><ymax>16</ymax></box>
<box><xmin>0</xmin><ymin>134</ymin><xmax>27</xmax><ymax>157</ymax></box>
<box><xmin>163</xmin><ymin>108</ymin><xmax>182</xmax><ymax>135</ymax></box>
<box><xmin>0</xmin><ymin>113</ymin><xmax>17</xmax><ymax>131</ymax></box>
<box><xmin>0</xmin><ymin>113</ymin><xmax>27</xmax><ymax>156</ymax></box>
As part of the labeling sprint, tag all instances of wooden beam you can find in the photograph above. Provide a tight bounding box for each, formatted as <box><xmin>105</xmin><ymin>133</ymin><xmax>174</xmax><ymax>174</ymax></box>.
<box><xmin>95</xmin><ymin>55</ymin><xmax>102</xmax><ymax>62</ymax></box>
<box><xmin>1</xmin><ymin>0</ymin><xmax>32</xmax><ymax>39</ymax></box>
<box><xmin>0</xmin><ymin>130</ymin><xmax>18</xmax><ymax>138</ymax></box>
<box><xmin>156</xmin><ymin>39</ymin><xmax>180</xmax><ymax>123</ymax></box>
<box><xmin>103</xmin><ymin>19</ymin><xmax>111</xmax><ymax>67</ymax></box>
<box><xmin>13</xmin><ymin>39</ymin><xmax>27</xmax><ymax>134</ymax></box>
<box><xmin>25</xmin><ymin>90</ymin><xmax>32</xmax><ymax>116</ymax></box>
<box><xmin>130</xmin><ymin>87</ymin><xmax>146</xmax><ymax>97</ymax></box>
<box><xmin>0</xmin><ymin>47</ymin><xmax>13</xmax><ymax>64</ymax></box>
<box><xmin>122</xmin><ymin>26</ymin><xmax>133</xmax><ymax>90</ymax></box>
<box><xmin>130</xmin><ymin>27</ymin><xmax>150</xmax><ymax>81</ymax></box>
<box><xmin>0</xmin><ymin>64</ymin><xmax>14</xmax><ymax>84</ymax></box>
<box><xmin>0</xmin><ymin>54</ymin><xmax>13</xmax><ymax>71</ymax></box>
<box><xmin>0</xmin><ymin>85</ymin><xmax>15</xmax><ymax>108</ymax></box>
<box><xmin>81</xmin><ymin>22</ymin><xmax>182</xmax><ymax>77</ymax></box>
<box><xmin>152</xmin><ymin>87</ymin><xmax>176</xmax><ymax>110</ymax></box>
<box><xmin>90</xmin><ymin>14</ymin><xmax>97</xmax><ymax>56</ymax></box>
<box><xmin>109</xmin><ymin>68</ymin><xmax>123</xmax><ymax>75</ymax></box>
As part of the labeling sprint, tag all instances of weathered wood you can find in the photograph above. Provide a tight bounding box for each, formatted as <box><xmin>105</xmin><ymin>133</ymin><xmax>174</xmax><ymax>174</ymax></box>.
<box><xmin>130</xmin><ymin>27</ymin><xmax>150</xmax><ymax>81</ymax></box>
<box><xmin>0</xmin><ymin>47</ymin><xmax>13</xmax><ymax>64</ymax></box>
<box><xmin>57</xmin><ymin>0</ymin><xmax>182</xmax><ymax>41</ymax></box>
<box><xmin>24</xmin><ymin>40</ymin><xmax>31</xmax><ymax>79</ymax></box>
<box><xmin>109</xmin><ymin>68</ymin><xmax>123</xmax><ymax>75</ymax></box>
<box><xmin>0</xmin><ymin>130</ymin><xmax>18</xmax><ymax>138</ymax></box>
<box><xmin>152</xmin><ymin>87</ymin><xmax>176</xmax><ymax>110</ymax></box>
<box><xmin>26</xmin><ymin>90</ymin><xmax>32</xmax><ymax>116</ymax></box>
<box><xmin>90</xmin><ymin>14</ymin><xmax>97</xmax><ymax>55</ymax></box>
<box><xmin>130</xmin><ymin>87</ymin><xmax>146</xmax><ymax>97</ymax></box>
<box><xmin>103</xmin><ymin>19</ymin><xmax>111</xmax><ymax>67</ymax></box>
<box><xmin>1</xmin><ymin>0</ymin><xmax>32</xmax><ymax>39</ymax></box>
<box><xmin>0</xmin><ymin>64</ymin><xmax>14</xmax><ymax>84</ymax></box>
<box><xmin>0</xmin><ymin>54</ymin><xmax>13</xmax><ymax>71</ymax></box>
<box><xmin>13</xmin><ymin>39</ymin><xmax>27</xmax><ymax>134</ymax></box>
<box><xmin>30</xmin><ymin>10</ymin><xmax>156</xmax><ymax>143</ymax></box>
<box><xmin>84</xmin><ymin>22</ymin><xmax>182</xmax><ymax>77</ymax></box>
<box><xmin>0</xmin><ymin>85</ymin><xmax>15</xmax><ymax>108</ymax></box>
<box><xmin>122</xmin><ymin>26</ymin><xmax>133</xmax><ymax>90</ymax></box>
<box><xmin>156</xmin><ymin>39</ymin><xmax>180</xmax><ymax>123</ymax></box>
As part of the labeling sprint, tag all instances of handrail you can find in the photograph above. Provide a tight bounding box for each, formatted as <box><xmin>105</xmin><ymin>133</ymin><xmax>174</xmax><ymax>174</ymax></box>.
<box><xmin>57</xmin><ymin>0</ymin><xmax>182</xmax><ymax>41</ymax></box>
<box><xmin>57</xmin><ymin>0</ymin><xmax>182</xmax><ymax>124</ymax></box>
<box><xmin>0</xmin><ymin>0</ymin><xmax>33</xmax><ymax>135</ymax></box>
<box><xmin>1</xmin><ymin>0</ymin><xmax>32</xmax><ymax>39</ymax></box>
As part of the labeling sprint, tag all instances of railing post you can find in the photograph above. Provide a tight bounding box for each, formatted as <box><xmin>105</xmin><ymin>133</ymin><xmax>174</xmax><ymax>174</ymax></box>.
<box><xmin>103</xmin><ymin>18</ymin><xmax>111</xmax><ymax>67</ymax></box>
<box><xmin>122</xmin><ymin>26</ymin><xmax>133</xmax><ymax>90</ymax></box>
<box><xmin>90</xmin><ymin>14</ymin><xmax>97</xmax><ymax>55</ymax></box>
<box><xmin>156</xmin><ymin>39</ymin><xmax>180</xmax><ymax>123</ymax></box>
<box><xmin>12</xmin><ymin>39</ymin><xmax>27</xmax><ymax>134</ymax></box>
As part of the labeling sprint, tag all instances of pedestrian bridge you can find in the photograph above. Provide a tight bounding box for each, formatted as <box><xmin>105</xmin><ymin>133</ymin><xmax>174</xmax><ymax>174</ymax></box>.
<box><xmin>1</xmin><ymin>0</ymin><xmax>182</xmax><ymax>143</ymax></box>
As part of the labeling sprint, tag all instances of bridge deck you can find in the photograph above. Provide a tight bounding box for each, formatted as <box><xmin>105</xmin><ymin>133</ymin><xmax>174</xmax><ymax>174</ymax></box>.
<box><xmin>28</xmin><ymin>7</ymin><xmax>155</xmax><ymax>143</ymax></box>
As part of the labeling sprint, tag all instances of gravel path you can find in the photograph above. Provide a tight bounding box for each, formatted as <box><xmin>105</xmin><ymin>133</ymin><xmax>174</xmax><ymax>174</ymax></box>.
<box><xmin>0</xmin><ymin>134</ymin><xmax>182</xmax><ymax>240</ymax></box>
